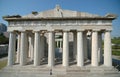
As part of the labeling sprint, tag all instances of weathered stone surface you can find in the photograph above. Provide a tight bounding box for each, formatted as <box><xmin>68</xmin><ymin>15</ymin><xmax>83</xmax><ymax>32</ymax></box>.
<box><xmin>2</xmin><ymin>5</ymin><xmax>118</xmax><ymax>77</ymax></box>
<box><xmin>22</xmin><ymin>5</ymin><xmax>101</xmax><ymax>18</ymax></box>
<box><xmin>0</xmin><ymin>66</ymin><xmax>120</xmax><ymax>77</ymax></box>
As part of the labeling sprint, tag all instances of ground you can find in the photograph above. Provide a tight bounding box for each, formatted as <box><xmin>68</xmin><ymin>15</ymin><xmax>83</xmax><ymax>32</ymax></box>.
<box><xmin>0</xmin><ymin>57</ymin><xmax>7</xmax><ymax>70</ymax></box>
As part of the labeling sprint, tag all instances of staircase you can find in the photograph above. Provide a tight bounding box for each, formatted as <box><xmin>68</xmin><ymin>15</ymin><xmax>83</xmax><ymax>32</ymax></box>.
<box><xmin>0</xmin><ymin>65</ymin><xmax>120</xmax><ymax>77</ymax></box>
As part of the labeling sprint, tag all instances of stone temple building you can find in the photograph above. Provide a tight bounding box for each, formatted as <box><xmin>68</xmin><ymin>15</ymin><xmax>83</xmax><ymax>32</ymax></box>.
<box><xmin>0</xmin><ymin>5</ymin><xmax>120</xmax><ymax>77</ymax></box>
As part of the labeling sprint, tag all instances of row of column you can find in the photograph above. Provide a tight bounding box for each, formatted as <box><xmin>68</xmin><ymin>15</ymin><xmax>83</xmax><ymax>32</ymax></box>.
<box><xmin>91</xmin><ymin>30</ymin><xmax>112</xmax><ymax>66</ymax></box>
<box><xmin>7</xmin><ymin>30</ymin><xmax>112</xmax><ymax>67</ymax></box>
<box><xmin>56</xmin><ymin>40</ymin><xmax>62</xmax><ymax>48</ymax></box>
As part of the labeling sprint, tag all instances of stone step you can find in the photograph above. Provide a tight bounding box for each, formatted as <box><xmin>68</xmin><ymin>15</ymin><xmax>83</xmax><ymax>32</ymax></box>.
<box><xmin>0</xmin><ymin>72</ymin><xmax>120</xmax><ymax>77</ymax></box>
<box><xmin>1</xmin><ymin>66</ymin><xmax>119</xmax><ymax>73</ymax></box>
<box><xmin>0</xmin><ymin>66</ymin><xmax>120</xmax><ymax>77</ymax></box>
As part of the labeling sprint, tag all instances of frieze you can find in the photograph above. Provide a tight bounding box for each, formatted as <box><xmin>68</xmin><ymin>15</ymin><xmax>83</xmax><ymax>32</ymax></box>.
<box><xmin>9</xmin><ymin>20</ymin><xmax>112</xmax><ymax>26</ymax></box>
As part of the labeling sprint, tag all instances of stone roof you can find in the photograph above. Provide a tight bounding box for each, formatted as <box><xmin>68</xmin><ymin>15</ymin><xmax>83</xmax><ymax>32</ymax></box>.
<box><xmin>22</xmin><ymin>5</ymin><xmax>101</xmax><ymax>18</ymax></box>
<box><xmin>3</xmin><ymin>5</ymin><xmax>117</xmax><ymax>21</ymax></box>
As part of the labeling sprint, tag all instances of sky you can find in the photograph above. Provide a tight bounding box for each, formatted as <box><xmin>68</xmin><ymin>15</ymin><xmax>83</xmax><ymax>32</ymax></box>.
<box><xmin>0</xmin><ymin>0</ymin><xmax>120</xmax><ymax>37</ymax></box>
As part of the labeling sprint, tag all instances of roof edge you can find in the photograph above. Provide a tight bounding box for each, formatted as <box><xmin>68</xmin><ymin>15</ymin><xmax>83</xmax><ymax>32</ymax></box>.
<box><xmin>3</xmin><ymin>16</ymin><xmax>116</xmax><ymax>21</ymax></box>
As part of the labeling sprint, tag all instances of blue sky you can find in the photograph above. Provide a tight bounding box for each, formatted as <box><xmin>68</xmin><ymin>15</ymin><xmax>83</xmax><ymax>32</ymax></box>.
<box><xmin>0</xmin><ymin>0</ymin><xmax>120</xmax><ymax>37</ymax></box>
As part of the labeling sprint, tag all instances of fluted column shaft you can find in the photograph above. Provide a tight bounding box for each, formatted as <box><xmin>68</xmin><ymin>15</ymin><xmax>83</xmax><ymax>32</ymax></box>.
<box><xmin>62</xmin><ymin>31</ymin><xmax>69</xmax><ymax>66</ymax></box>
<box><xmin>48</xmin><ymin>31</ymin><xmax>55</xmax><ymax>67</ymax></box>
<box><xmin>34</xmin><ymin>31</ymin><xmax>41</xmax><ymax>66</ymax></box>
<box><xmin>104</xmin><ymin>30</ymin><xmax>112</xmax><ymax>66</ymax></box>
<box><xmin>20</xmin><ymin>32</ymin><xmax>28</xmax><ymax>66</ymax></box>
<box><xmin>77</xmin><ymin>31</ymin><xmax>84</xmax><ymax>66</ymax></box>
<box><xmin>8</xmin><ymin>32</ymin><xmax>16</xmax><ymax>66</ymax></box>
<box><xmin>29</xmin><ymin>35</ymin><xmax>34</xmax><ymax>61</ymax></box>
<box><xmin>91</xmin><ymin>31</ymin><xmax>98</xmax><ymax>66</ymax></box>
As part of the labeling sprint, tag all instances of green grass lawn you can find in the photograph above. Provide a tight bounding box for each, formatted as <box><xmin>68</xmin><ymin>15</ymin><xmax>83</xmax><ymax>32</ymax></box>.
<box><xmin>112</xmin><ymin>48</ymin><xmax>120</xmax><ymax>56</ymax></box>
<box><xmin>0</xmin><ymin>60</ymin><xmax>7</xmax><ymax>70</ymax></box>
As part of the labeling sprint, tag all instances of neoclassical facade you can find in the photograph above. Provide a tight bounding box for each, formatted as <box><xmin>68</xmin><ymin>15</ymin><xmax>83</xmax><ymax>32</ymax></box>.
<box><xmin>4</xmin><ymin>5</ymin><xmax>116</xmax><ymax>67</ymax></box>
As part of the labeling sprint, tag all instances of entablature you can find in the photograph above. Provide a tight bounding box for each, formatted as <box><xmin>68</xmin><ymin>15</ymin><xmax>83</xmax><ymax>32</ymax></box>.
<box><xmin>7</xmin><ymin>25</ymin><xmax>112</xmax><ymax>32</ymax></box>
<box><xmin>8</xmin><ymin>20</ymin><xmax>112</xmax><ymax>27</ymax></box>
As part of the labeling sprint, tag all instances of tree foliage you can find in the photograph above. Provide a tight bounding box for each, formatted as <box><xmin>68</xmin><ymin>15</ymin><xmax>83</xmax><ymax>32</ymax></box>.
<box><xmin>111</xmin><ymin>37</ymin><xmax>120</xmax><ymax>56</ymax></box>
<box><xmin>112</xmin><ymin>37</ymin><xmax>120</xmax><ymax>44</ymax></box>
<box><xmin>0</xmin><ymin>33</ymin><xmax>9</xmax><ymax>44</ymax></box>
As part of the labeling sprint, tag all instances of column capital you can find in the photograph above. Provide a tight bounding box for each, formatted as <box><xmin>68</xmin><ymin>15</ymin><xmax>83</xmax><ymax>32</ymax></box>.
<box><xmin>40</xmin><ymin>33</ymin><xmax>44</xmax><ymax>36</ymax></box>
<box><xmin>33</xmin><ymin>31</ymin><xmax>40</xmax><ymax>33</ymax></box>
<box><xmin>92</xmin><ymin>29</ymin><xmax>100</xmax><ymax>32</ymax></box>
<box><xmin>77</xmin><ymin>29</ymin><xmax>84</xmax><ymax>32</ymax></box>
<box><xmin>20</xmin><ymin>29</ymin><xmax>27</xmax><ymax>32</ymax></box>
<box><xmin>105</xmin><ymin>30</ymin><xmax>112</xmax><ymax>32</ymax></box>
<box><xmin>9</xmin><ymin>31</ymin><xmax>16</xmax><ymax>33</ymax></box>
<box><xmin>47</xmin><ymin>29</ymin><xmax>55</xmax><ymax>32</ymax></box>
<box><xmin>47</xmin><ymin>31</ymin><xmax>55</xmax><ymax>33</ymax></box>
<box><xmin>20</xmin><ymin>31</ymin><xmax>27</xmax><ymax>33</ymax></box>
<box><xmin>63</xmin><ymin>30</ymin><xmax>70</xmax><ymax>32</ymax></box>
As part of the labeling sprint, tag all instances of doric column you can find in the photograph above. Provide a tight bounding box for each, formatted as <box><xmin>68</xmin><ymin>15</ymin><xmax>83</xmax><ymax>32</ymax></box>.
<box><xmin>77</xmin><ymin>31</ymin><xmax>84</xmax><ymax>66</ymax></box>
<box><xmin>83</xmin><ymin>32</ymin><xmax>88</xmax><ymax>60</ymax></box>
<box><xmin>8</xmin><ymin>32</ymin><xmax>16</xmax><ymax>66</ymax></box>
<box><xmin>34</xmin><ymin>31</ymin><xmax>41</xmax><ymax>66</ymax></box>
<box><xmin>62</xmin><ymin>31</ymin><xmax>69</xmax><ymax>66</ymax></box>
<box><xmin>20</xmin><ymin>32</ymin><xmax>28</xmax><ymax>66</ymax></box>
<box><xmin>48</xmin><ymin>31</ymin><xmax>55</xmax><ymax>67</ymax></box>
<box><xmin>98</xmin><ymin>32</ymin><xmax>103</xmax><ymax>64</ymax></box>
<box><xmin>91</xmin><ymin>30</ymin><xmax>98</xmax><ymax>66</ymax></box>
<box><xmin>73</xmin><ymin>31</ymin><xmax>77</xmax><ymax>59</ymax></box>
<box><xmin>16</xmin><ymin>33</ymin><xmax>21</xmax><ymax>63</ymax></box>
<box><xmin>104</xmin><ymin>30</ymin><xmax>112</xmax><ymax>66</ymax></box>
<box><xmin>28</xmin><ymin>35</ymin><xmax>34</xmax><ymax>61</ymax></box>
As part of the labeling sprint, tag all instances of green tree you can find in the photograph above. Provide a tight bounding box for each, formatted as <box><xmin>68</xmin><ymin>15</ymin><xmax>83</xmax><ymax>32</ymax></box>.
<box><xmin>112</xmin><ymin>37</ymin><xmax>120</xmax><ymax>44</ymax></box>
<box><xmin>0</xmin><ymin>33</ymin><xmax>9</xmax><ymax>44</ymax></box>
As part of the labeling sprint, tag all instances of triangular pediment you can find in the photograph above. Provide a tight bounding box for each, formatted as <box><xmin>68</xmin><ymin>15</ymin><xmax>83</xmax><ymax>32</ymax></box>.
<box><xmin>23</xmin><ymin>5</ymin><xmax>101</xmax><ymax>18</ymax></box>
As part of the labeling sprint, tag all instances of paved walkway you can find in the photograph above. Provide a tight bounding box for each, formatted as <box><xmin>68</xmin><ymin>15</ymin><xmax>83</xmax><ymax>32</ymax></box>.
<box><xmin>112</xmin><ymin>55</ymin><xmax>120</xmax><ymax>60</ymax></box>
<box><xmin>0</xmin><ymin>57</ymin><xmax>7</xmax><ymax>61</ymax></box>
